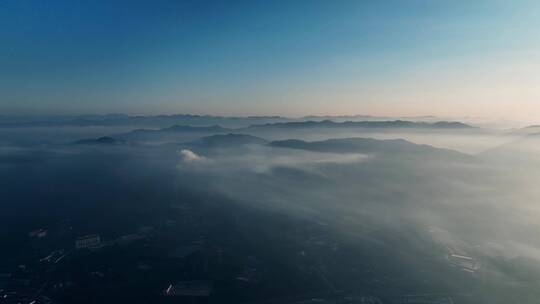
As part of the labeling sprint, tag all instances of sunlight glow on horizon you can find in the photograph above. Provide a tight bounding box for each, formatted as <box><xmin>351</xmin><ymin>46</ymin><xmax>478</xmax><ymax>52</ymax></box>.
<box><xmin>1</xmin><ymin>1</ymin><xmax>540</xmax><ymax>122</ymax></box>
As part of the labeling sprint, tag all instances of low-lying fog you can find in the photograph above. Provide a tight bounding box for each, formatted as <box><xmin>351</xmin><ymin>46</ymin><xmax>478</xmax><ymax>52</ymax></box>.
<box><xmin>2</xmin><ymin>119</ymin><xmax>540</xmax><ymax>303</ymax></box>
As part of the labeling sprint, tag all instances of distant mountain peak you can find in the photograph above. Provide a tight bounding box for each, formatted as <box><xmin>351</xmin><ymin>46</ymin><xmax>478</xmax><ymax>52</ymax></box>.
<box><xmin>163</xmin><ymin>124</ymin><xmax>228</xmax><ymax>132</ymax></box>
<box><xmin>269</xmin><ymin>137</ymin><xmax>471</xmax><ymax>160</ymax></box>
<box><xmin>123</xmin><ymin>124</ymin><xmax>232</xmax><ymax>136</ymax></box>
<box><xmin>247</xmin><ymin>120</ymin><xmax>473</xmax><ymax>129</ymax></box>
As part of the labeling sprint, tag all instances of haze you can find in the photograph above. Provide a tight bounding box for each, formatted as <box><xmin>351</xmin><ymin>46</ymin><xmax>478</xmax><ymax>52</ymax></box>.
<box><xmin>2</xmin><ymin>1</ymin><xmax>540</xmax><ymax>304</ymax></box>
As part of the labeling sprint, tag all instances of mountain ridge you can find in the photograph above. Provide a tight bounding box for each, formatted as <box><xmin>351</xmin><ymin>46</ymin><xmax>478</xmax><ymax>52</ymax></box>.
<box><xmin>246</xmin><ymin>120</ymin><xmax>474</xmax><ymax>130</ymax></box>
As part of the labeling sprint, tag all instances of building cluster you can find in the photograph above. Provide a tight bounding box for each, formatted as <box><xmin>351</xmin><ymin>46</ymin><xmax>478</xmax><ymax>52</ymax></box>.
<box><xmin>447</xmin><ymin>254</ymin><xmax>480</xmax><ymax>273</ymax></box>
<box><xmin>395</xmin><ymin>295</ymin><xmax>454</xmax><ymax>304</ymax></box>
<box><xmin>162</xmin><ymin>280</ymin><xmax>213</xmax><ymax>297</ymax></box>
<box><xmin>75</xmin><ymin>234</ymin><xmax>101</xmax><ymax>250</ymax></box>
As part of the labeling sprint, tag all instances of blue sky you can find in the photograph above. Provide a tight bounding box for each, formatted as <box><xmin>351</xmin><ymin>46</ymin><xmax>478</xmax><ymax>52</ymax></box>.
<box><xmin>1</xmin><ymin>0</ymin><xmax>540</xmax><ymax>120</ymax></box>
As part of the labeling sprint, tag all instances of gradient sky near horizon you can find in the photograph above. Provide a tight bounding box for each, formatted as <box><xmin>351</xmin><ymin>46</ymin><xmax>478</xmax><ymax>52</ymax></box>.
<box><xmin>1</xmin><ymin>0</ymin><xmax>540</xmax><ymax>121</ymax></box>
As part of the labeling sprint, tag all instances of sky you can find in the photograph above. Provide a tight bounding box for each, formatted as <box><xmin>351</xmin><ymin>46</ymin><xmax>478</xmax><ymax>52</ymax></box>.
<box><xmin>1</xmin><ymin>0</ymin><xmax>540</xmax><ymax>121</ymax></box>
